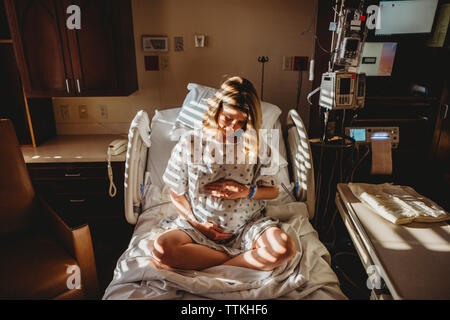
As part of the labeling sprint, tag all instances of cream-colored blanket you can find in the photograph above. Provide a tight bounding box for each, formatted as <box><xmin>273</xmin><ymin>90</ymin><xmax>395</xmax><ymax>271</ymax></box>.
<box><xmin>348</xmin><ymin>183</ymin><xmax>449</xmax><ymax>225</ymax></box>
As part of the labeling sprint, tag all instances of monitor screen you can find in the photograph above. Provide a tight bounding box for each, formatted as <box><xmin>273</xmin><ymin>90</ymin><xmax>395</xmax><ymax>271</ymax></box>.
<box><xmin>375</xmin><ymin>0</ymin><xmax>439</xmax><ymax>36</ymax></box>
<box><xmin>350</xmin><ymin>128</ymin><xmax>366</xmax><ymax>142</ymax></box>
<box><xmin>358</xmin><ymin>42</ymin><xmax>397</xmax><ymax>76</ymax></box>
<box><xmin>340</xmin><ymin>78</ymin><xmax>351</xmax><ymax>94</ymax></box>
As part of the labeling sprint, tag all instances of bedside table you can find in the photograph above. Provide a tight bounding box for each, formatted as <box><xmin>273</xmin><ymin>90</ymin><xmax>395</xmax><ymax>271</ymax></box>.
<box><xmin>335</xmin><ymin>183</ymin><xmax>450</xmax><ymax>300</ymax></box>
<box><xmin>22</xmin><ymin>135</ymin><xmax>134</xmax><ymax>296</ymax></box>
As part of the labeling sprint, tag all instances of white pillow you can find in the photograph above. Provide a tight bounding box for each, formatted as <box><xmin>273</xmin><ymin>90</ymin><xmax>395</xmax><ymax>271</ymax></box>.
<box><xmin>170</xmin><ymin>83</ymin><xmax>282</xmax><ymax>141</ymax></box>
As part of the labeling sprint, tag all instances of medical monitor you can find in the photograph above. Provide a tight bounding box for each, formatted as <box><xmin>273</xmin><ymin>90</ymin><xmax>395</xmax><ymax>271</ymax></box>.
<box><xmin>375</xmin><ymin>0</ymin><xmax>439</xmax><ymax>36</ymax></box>
<box><xmin>358</xmin><ymin>42</ymin><xmax>397</xmax><ymax>76</ymax></box>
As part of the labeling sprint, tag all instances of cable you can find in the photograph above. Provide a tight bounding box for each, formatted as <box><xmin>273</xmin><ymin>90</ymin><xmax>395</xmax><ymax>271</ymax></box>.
<box><xmin>333</xmin><ymin>252</ymin><xmax>365</xmax><ymax>292</ymax></box>
<box><xmin>314</xmin><ymin>35</ymin><xmax>332</xmax><ymax>54</ymax></box>
<box><xmin>107</xmin><ymin>151</ymin><xmax>117</xmax><ymax>198</ymax></box>
<box><xmin>307</xmin><ymin>87</ymin><xmax>321</xmax><ymax>105</ymax></box>
<box><xmin>313</xmin><ymin>109</ymin><xmax>330</xmax><ymax>228</ymax></box>
<box><xmin>339</xmin><ymin>110</ymin><xmax>347</xmax><ymax>182</ymax></box>
<box><xmin>320</xmin><ymin>148</ymin><xmax>338</xmax><ymax>230</ymax></box>
<box><xmin>325</xmin><ymin>208</ymin><xmax>339</xmax><ymax>241</ymax></box>
<box><xmin>349</xmin><ymin>146</ymin><xmax>370</xmax><ymax>182</ymax></box>
<box><xmin>299</xmin><ymin>0</ymin><xmax>317</xmax><ymax>37</ymax></box>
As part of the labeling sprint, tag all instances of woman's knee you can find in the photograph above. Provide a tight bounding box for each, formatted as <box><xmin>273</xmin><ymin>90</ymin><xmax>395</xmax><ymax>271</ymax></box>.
<box><xmin>272</xmin><ymin>232</ymin><xmax>296</xmax><ymax>262</ymax></box>
<box><xmin>153</xmin><ymin>230</ymin><xmax>190</xmax><ymax>266</ymax></box>
<box><xmin>258</xmin><ymin>228</ymin><xmax>297</xmax><ymax>267</ymax></box>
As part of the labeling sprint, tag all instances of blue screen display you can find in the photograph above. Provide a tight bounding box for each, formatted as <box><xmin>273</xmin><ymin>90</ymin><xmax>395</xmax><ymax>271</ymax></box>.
<box><xmin>350</xmin><ymin>128</ymin><xmax>366</xmax><ymax>142</ymax></box>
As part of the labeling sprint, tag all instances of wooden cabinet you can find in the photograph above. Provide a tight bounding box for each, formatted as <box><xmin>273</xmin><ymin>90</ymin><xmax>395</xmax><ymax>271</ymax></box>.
<box><xmin>4</xmin><ymin>0</ymin><xmax>138</xmax><ymax>97</ymax></box>
<box><xmin>27</xmin><ymin>162</ymin><xmax>127</xmax><ymax>225</ymax></box>
<box><xmin>0</xmin><ymin>0</ymin><xmax>10</xmax><ymax>39</ymax></box>
<box><xmin>0</xmin><ymin>0</ymin><xmax>55</xmax><ymax>146</ymax></box>
<box><xmin>26</xmin><ymin>161</ymin><xmax>135</xmax><ymax>292</ymax></box>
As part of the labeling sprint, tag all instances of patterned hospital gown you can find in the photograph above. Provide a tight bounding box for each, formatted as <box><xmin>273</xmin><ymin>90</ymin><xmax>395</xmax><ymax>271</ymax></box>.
<box><xmin>161</xmin><ymin>129</ymin><xmax>280</xmax><ymax>256</ymax></box>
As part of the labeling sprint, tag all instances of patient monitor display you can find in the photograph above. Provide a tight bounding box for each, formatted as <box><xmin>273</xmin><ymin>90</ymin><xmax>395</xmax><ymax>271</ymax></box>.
<box><xmin>375</xmin><ymin>0</ymin><xmax>439</xmax><ymax>36</ymax></box>
<box><xmin>319</xmin><ymin>71</ymin><xmax>366</xmax><ymax>110</ymax></box>
<box><xmin>358</xmin><ymin>42</ymin><xmax>397</xmax><ymax>76</ymax></box>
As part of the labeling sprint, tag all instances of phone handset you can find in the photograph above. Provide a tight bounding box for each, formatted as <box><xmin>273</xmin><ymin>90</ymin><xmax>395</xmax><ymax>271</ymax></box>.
<box><xmin>107</xmin><ymin>139</ymin><xmax>128</xmax><ymax>197</ymax></box>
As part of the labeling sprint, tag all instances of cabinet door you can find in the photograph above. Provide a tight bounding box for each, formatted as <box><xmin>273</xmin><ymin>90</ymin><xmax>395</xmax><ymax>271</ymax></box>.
<box><xmin>5</xmin><ymin>0</ymin><xmax>74</xmax><ymax>97</ymax></box>
<box><xmin>0</xmin><ymin>0</ymin><xmax>11</xmax><ymax>39</ymax></box>
<box><xmin>66</xmin><ymin>0</ymin><xmax>121</xmax><ymax>96</ymax></box>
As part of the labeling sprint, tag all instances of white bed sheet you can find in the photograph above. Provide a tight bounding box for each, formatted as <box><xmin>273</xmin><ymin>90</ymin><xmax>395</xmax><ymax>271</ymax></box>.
<box><xmin>103</xmin><ymin>196</ymin><xmax>346</xmax><ymax>300</ymax></box>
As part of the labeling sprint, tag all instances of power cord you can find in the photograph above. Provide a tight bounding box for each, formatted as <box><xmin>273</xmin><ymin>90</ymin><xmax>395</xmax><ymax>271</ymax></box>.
<box><xmin>349</xmin><ymin>145</ymin><xmax>370</xmax><ymax>182</ymax></box>
<box><xmin>107</xmin><ymin>149</ymin><xmax>117</xmax><ymax>198</ymax></box>
<box><xmin>313</xmin><ymin>109</ymin><xmax>330</xmax><ymax>228</ymax></box>
<box><xmin>319</xmin><ymin>148</ymin><xmax>338</xmax><ymax>230</ymax></box>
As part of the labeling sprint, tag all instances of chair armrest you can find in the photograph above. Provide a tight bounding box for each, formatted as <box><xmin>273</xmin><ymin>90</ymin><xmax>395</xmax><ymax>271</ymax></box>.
<box><xmin>38</xmin><ymin>195</ymin><xmax>99</xmax><ymax>299</ymax></box>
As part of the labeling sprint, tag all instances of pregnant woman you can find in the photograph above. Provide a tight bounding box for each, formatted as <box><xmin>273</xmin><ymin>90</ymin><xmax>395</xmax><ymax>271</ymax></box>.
<box><xmin>152</xmin><ymin>76</ymin><xmax>296</xmax><ymax>271</ymax></box>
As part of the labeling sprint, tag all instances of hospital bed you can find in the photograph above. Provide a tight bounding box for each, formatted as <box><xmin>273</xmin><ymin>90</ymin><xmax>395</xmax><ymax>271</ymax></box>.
<box><xmin>102</xmin><ymin>107</ymin><xmax>347</xmax><ymax>300</ymax></box>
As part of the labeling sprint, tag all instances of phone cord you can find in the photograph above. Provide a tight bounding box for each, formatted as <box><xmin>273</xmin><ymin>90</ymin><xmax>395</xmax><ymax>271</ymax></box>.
<box><xmin>107</xmin><ymin>152</ymin><xmax>117</xmax><ymax>198</ymax></box>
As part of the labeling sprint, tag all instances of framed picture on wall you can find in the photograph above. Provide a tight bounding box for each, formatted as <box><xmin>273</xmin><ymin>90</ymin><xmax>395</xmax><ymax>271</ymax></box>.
<box><xmin>142</xmin><ymin>36</ymin><xmax>168</xmax><ymax>52</ymax></box>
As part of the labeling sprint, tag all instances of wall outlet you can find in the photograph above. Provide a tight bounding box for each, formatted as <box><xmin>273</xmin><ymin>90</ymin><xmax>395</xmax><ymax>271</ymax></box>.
<box><xmin>99</xmin><ymin>105</ymin><xmax>108</xmax><ymax>119</ymax></box>
<box><xmin>282</xmin><ymin>56</ymin><xmax>292</xmax><ymax>71</ymax></box>
<box><xmin>160</xmin><ymin>55</ymin><xmax>169</xmax><ymax>70</ymax></box>
<box><xmin>79</xmin><ymin>105</ymin><xmax>88</xmax><ymax>119</ymax></box>
<box><xmin>60</xmin><ymin>105</ymin><xmax>70</xmax><ymax>121</ymax></box>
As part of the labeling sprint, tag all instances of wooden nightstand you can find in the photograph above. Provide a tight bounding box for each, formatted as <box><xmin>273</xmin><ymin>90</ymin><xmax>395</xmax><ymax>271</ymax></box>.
<box><xmin>26</xmin><ymin>161</ymin><xmax>134</xmax><ymax>296</ymax></box>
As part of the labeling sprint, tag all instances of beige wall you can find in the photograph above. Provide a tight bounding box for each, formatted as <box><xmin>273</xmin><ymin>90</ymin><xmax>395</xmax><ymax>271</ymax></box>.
<box><xmin>53</xmin><ymin>0</ymin><xmax>316</xmax><ymax>134</ymax></box>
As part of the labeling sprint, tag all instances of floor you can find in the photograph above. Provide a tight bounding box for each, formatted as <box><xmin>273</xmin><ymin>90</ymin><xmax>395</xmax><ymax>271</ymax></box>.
<box><xmin>326</xmin><ymin>216</ymin><xmax>372</xmax><ymax>300</ymax></box>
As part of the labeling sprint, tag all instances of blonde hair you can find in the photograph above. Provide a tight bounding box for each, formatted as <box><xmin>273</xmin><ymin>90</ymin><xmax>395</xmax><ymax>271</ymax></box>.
<box><xmin>202</xmin><ymin>76</ymin><xmax>262</xmax><ymax>161</ymax></box>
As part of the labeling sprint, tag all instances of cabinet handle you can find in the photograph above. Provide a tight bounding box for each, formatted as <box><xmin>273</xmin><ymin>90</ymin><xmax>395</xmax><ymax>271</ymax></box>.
<box><xmin>65</xmin><ymin>173</ymin><xmax>81</xmax><ymax>177</ymax></box>
<box><xmin>69</xmin><ymin>199</ymin><xmax>86</xmax><ymax>203</ymax></box>
<box><xmin>65</xmin><ymin>79</ymin><xmax>70</xmax><ymax>93</ymax></box>
<box><xmin>76</xmin><ymin>78</ymin><xmax>81</xmax><ymax>93</ymax></box>
<box><xmin>444</xmin><ymin>104</ymin><xmax>448</xmax><ymax>120</ymax></box>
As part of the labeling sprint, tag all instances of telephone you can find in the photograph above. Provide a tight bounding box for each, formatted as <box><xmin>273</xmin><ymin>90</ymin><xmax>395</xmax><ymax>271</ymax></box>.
<box><xmin>107</xmin><ymin>139</ymin><xmax>128</xmax><ymax>198</ymax></box>
<box><xmin>108</xmin><ymin>139</ymin><xmax>128</xmax><ymax>156</ymax></box>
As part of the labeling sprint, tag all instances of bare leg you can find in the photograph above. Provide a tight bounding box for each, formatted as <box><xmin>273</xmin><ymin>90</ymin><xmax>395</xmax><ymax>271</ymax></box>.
<box><xmin>151</xmin><ymin>229</ymin><xmax>231</xmax><ymax>270</ymax></box>
<box><xmin>221</xmin><ymin>227</ymin><xmax>296</xmax><ymax>271</ymax></box>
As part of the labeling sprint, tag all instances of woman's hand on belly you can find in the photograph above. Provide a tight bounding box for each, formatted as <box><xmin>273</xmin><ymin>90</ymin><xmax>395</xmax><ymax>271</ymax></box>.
<box><xmin>204</xmin><ymin>179</ymin><xmax>250</xmax><ymax>199</ymax></box>
<box><xmin>194</xmin><ymin>221</ymin><xmax>233</xmax><ymax>241</ymax></box>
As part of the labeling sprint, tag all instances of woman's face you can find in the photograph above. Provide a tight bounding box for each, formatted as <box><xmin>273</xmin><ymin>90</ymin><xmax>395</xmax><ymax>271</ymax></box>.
<box><xmin>217</xmin><ymin>105</ymin><xmax>248</xmax><ymax>135</ymax></box>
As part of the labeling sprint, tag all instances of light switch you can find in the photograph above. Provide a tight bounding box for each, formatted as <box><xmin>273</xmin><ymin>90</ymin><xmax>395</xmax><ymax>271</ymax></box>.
<box><xmin>60</xmin><ymin>105</ymin><xmax>70</xmax><ymax>121</ymax></box>
<box><xmin>99</xmin><ymin>105</ymin><xmax>108</xmax><ymax>119</ymax></box>
<box><xmin>194</xmin><ymin>35</ymin><xmax>206</xmax><ymax>47</ymax></box>
<box><xmin>174</xmin><ymin>36</ymin><xmax>184</xmax><ymax>51</ymax></box>
<box><xmin>160</xmin><ymin>56</ymin><xmax>169</xmax><ymax>70</ymax></box>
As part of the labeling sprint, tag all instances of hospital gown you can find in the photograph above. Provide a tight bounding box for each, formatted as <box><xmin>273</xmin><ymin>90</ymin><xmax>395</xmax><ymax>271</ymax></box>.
<box><xmin>161</xmin><ymin>129</ymin><xmax>280</xmax><ymax>256</ymax></box>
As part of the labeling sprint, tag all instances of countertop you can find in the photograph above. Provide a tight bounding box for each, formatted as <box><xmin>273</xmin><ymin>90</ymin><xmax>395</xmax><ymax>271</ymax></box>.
<box><xmin>21</xmin><ymin>135</ymin><xmax>128</xmax><ymax>164</ymax></box>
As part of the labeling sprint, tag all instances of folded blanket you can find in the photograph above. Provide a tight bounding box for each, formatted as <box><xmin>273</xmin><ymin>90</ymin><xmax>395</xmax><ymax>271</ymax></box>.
<box><xmin>348</xmin><ymin>183</ymin><xmax>450</xmax><ymax>225</ymax></box>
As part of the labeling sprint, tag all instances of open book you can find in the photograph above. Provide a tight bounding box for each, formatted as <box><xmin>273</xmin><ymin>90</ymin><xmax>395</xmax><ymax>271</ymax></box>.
<box><xmin>348</xmin><ymin>183</ymin><xmax>450</xmax><ymax>225</ymax></box>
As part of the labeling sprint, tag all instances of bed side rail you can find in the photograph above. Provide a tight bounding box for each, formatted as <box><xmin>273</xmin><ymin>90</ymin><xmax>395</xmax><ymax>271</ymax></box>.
<box><xmin>124</xmin><ymin>110</ymin><xmax>151</xmax><ymax>224</ymax></box>
<box><xmin>286</xmin><ymin>109</ymin><xmax>315</xmax><ymax>219</ymax></box>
